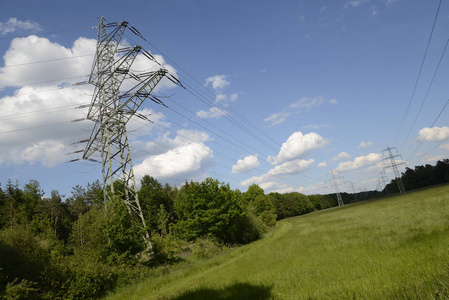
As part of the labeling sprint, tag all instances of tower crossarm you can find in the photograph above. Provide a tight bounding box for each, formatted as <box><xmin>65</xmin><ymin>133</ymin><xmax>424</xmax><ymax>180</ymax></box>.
<box><xmin>88</xmin><ymin>19</ymin><xmax>129</xmax><ymax>85</ymax></box>
<box><xmin>87</xmin><ymin>45</ymin><xmax>143</xmax><ymax>121</ymax></box>
<box><xmin>117</xmin><ymin>69</ymin><xmax>168</xmax><ymax>118</ymax></box>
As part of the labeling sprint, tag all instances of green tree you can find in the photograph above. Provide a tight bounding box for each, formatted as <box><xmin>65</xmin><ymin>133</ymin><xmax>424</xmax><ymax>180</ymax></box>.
<box><xmin>138</xmin><ymin>176</ymin><xmax>173</xmax><ymax>232</ymax></box>
<box><xmin>174</xmin><ymin>178</ymin><xmax>252</xmax><ymax>244</ymax></box>
<box><xmin>242</xmin><ymin>184</ymin><xmax>265</xmax><ymax>206</ymax></box>
<box><xmin>4</xmin><ymin>180</ymin><xmax>24</xmax><ymax>229</ymax></box>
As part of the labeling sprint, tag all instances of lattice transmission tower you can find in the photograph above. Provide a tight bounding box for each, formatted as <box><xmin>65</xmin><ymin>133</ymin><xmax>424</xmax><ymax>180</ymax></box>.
<box><xmin>82</xmin><ymin>18</ymin><xmax>181</xmax><ymax>251</ymax></box>
<box><xmin>383</xmin><ymin>146</ymin><xmax>406</xmax><ymax>195</ymax></box>
<box><xmin>327</xmin><ymin>169</ymin><xmax>344</xmax><ymax>206</ymax></box>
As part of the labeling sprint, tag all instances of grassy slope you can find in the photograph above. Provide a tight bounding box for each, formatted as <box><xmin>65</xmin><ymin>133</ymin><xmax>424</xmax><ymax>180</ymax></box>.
<box><xmin>106</xmin><ymin>185</ymin><xmax>449</xmax><ymax>299</ymax></box>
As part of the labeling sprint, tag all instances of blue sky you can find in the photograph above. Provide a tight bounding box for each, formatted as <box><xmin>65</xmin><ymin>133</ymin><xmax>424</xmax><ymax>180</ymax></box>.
<box><xmin>1</xmin><ymin>0</ymin><xmax>448</xmax><ymax>198</ymax></box>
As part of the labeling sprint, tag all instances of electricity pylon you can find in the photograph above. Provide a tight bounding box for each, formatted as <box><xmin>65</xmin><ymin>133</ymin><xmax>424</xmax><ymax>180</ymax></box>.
<box><xmin>82</xmin><ymin>18</ymin><xmax>181</xmax><ymax>251</ymax></box>
<box><xmin>346</xmin><ymin>180</ymin><xmax>358</xmax><ymax>202</ymax></box>
<box><xmin>383</xmin><ymin>146</ymin><xmax>406</xmax><ymax>195</ymax></box>
<box><xmin>327</xmin><ymin>169</ymin><xmax>344</xmax><ymax>206</ymax></box>
<box><xmin>378</xmin><ymin>170</ymin><xmax>389</xmax><ymax>194</ymax></box>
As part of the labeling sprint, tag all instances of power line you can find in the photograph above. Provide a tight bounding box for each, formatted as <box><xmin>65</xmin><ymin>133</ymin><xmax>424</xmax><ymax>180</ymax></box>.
<box><xmin>393</xmin><ymin>0</ymin><xmax>443</xmax><ymax>146</ymax></box>
<box><xmin>400</xmin><ymin>37</ymin><xmax>449</xmax><ymax>150</ymax></box>
<box><xmin>406</xmin><ymin>97</ymin><xmax>449</xmax><ymax>161</ymax></box>
<box><xmin>1</xmin><ymin>54</ymin><xmax>94</xmax><ymax>68</ymax></box>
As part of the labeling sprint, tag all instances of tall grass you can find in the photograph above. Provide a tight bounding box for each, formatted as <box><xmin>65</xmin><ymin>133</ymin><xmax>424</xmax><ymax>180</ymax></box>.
<box><xmin>105</xmin><ymin>185</ymin><xmax>449</xmax><ymax>299</ymax></box>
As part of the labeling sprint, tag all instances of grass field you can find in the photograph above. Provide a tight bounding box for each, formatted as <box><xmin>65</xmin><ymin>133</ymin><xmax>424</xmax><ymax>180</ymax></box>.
<box><xmin>105</xmin><ymin>184</ymin><xmax>449</xmax><ymax>299</ymax></box>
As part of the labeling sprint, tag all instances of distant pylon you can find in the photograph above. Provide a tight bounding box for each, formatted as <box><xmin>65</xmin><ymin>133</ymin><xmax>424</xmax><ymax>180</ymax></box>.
<box><xmin>346</xmin><ymin>180</ymin><xmax>358</xmax><ymax>202</ymax></box>
<box><xmin>382</xmin><ymin>146</ymin><xmax>406</xmax><ymax>195</ymax></box>
<box><xmin>327</xmin><ymin>169</ymin><xmax>344</xmax><ymax>206</ymax></box>
<box><xmin>378</xmin><ymin>170</ymin><xmax>389</xmax><ymax>194</ymax></box>
<box><xmin>82</xmin><ymin>18</ymin><xmax>181</xmax><ymax>252</ymax></box>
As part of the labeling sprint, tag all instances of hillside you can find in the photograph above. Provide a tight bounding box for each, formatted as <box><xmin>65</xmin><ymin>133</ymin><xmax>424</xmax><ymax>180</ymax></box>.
<box><xmin>106</xmin><ymin>184</ymin><xmax>449</xmax><ymax>299</ymax></box>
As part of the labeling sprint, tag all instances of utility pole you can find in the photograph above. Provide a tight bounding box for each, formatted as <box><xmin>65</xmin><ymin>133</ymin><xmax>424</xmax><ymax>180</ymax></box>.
<box><xmin>382</xmin><ymin>146</ymin><xmax>406</xmax><ymax>195</ymax></box>
<box><xmin>81</xmin><ymin>18</ymin><xmax>182</xmax><ymax>252</ymax></box>
<box><xmin>327</xmin><ymin>169</ymin><xmax>344</xmax><ymax>206</ymax></box>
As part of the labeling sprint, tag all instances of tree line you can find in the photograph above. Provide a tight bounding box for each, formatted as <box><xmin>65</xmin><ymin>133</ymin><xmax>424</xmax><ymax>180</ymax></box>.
<box><xmin>384</xmin><ymin>159</ymin><xmax>449</xmax><ymax>194</ymax></box>
<box><xmin>0</xmin><ymin>176</ymin><xmax>332</xmax><ymax>299</ymax></box>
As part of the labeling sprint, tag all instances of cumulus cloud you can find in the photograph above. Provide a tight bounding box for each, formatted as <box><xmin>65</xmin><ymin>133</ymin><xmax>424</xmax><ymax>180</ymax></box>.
<box><xmin>417</xmin><ymin>126</ymin><xmax>449</xmax><ymax>142</ymax></box>
<box><xmin>269</xmin><ymin>159</ymin><xmax>315</xmax><ymax>176</ymax></box>
<box><xmin>0</xmin><ymin>36</ymin><xmax>96</xmax><ymax>88</ymax></box>
<box><xmin>240</xmin><ymin>159</ymin><xmax>314</xmax><ymax>188</ymax></box>
<box><xmin>196</xmin><ymin>107</ymin><xmax>228</xmax><ymax>119</ymax></box>
<box><xmin>267</xmin><ymin>131</ymin><xmax>328</xmax><ymax>165</ymax></box>
<box><xmin>232</xmin><ymin>154</ymin><xmax>260</xmax><ymax>174</ymax></box>
<box><xmin>0</xmin><ymin>85</ymin><xmax>93</xmax><ymax>166</ymax></box>
<box><xmin>336</xmin><ymin>153</ymin><xmax>382</xmax><ymax>171</ymax></box>
<box><xmin>134</xmin><ymin>142</ymin><xmax>214</xmax><ymax>183</ymax></box>
<box><xmin>331</xmin><ymin>152</ymin><xmax>351</xmax><ymax>161</ymax></box>
<box><xmin>0</xmin><ymin>18</ymin><xmax>42</xmax><ymax>35</ymax></box>
<box><xmin>317</xmin><ymin>161</ymin><xmax>327</xmax><ymax>168</ymax></box>
<box><xmin>297</xmin><ymin>181</ymin><xmax>329</xmax><ymax>195</ymax></box>
<box><xmin>357</xmin><ymin>141</ymin><xmax>372</xmax><ymax>149</ymax></box>
<box><xmin>0</xmin><ymin>34</ymin><xmax>180</xmax><ymax>169</ymax></box>
<box><xmin>204</xmin><ymin>74</ymin><xmax>230</xmax><ymax>90</ymax></box>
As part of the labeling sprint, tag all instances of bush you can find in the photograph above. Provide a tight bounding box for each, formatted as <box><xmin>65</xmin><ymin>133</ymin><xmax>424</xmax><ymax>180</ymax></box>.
<box><xmin>4</xmin><ymin>279</ymin><xmax>38</xmax><ymax>300</ymax></box>
<box><xmin>191</xmin><ymin>238</ymin><xmax>222</xmax><ymax>259</ymax></box>
<box><xmin>150</xmin><ymin>234</ymin><xmax>183</xmax><ymax>265</ymax></box>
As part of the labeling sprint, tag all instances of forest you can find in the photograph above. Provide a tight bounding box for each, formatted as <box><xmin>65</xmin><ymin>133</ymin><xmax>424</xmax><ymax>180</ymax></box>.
<box><xmin>384</xmin><ymin>158</ymin><xmax>449</xmax><ymax>194</ymax></box>
<box><xmin>0</xmin><ymin>158</ymin><xmax>447</xmax><ymax>299</ymax></box>
<box><xmin>0</xmin><ymin>176</ymin><xmax>332</xmax><ymax>299</ymax></box>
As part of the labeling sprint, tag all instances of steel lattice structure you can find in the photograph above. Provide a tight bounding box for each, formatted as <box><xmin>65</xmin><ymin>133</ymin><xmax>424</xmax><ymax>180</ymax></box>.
<box><xmin>327</xmin><ymin>169</ymin><xmax>344</xmax><ymax>206</ymax></box>
<box><xmin>83</xmin><ymin>18</ymin><xmax>177</xmax><ymax>251</ymax></box>
<box><xmin>383</xmin><ymin>147</ymin><xmax>406</xmax><ymax>195</ymax></box>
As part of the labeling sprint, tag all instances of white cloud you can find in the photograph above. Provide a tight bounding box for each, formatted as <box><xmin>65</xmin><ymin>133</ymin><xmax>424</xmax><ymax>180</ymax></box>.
<box><xmin>385</xmin><ymin>0</ymin><xmax>399</xmax><ymax>5</ymax></box>
<box><xmin>0</xmin><ymin>85</ymin><xmax>93</xmax><ymax>166</ymax></box>
<box><xmin>196</xmin><ymin>107</ymin><xmax>228</xmax><ymax>119</ymax></box>
<box><xmin>12</xmin><ymin>140</ymin><xmax>66</xmax><ymax>167</ymax></box>
<box><xmin>345</xmin><ymin>0</ymin><xmax>369</xmax><ymax>8</ymax></box>
<box><xmin>336</xmin><ymin>153</ymin><xmax>382</xmax><ymax>171</ymax></box>
<box><xmin>417</xmin><ymin>126</ymin><xmax>449</xmax><ymax>142</ymax></box>
<box><xmin>133</xmin><ymin>128</ymin><xmax>211</xmax><ymax>157</ymax></box>
<box><xmin>302</xmin><ymin>124</ymin><xmax>330</xmax><ymax>130</ymax></box>
<box><xmin>331</xmin><ymin>151</ymin><xmax>351</xmax><ymax>161</ymax></box>
<box><xmin>0</xmin><ymin>34</ymin><xmax>179</xmax><ymax>169</ymax></box>
<box><xmin>204</xmin><ymin>74</ymin><xmax>230</xmax><ymax>90</ymax></box>
<box><xmin>240</xmin><ymin>158</ymin><xmax>314</xmax><ymax>188</ymax></box>
<box><xmin>297</xmin><ymin>181</ymin><xmax>329</xmax><ymax>195</ymax></box>
<box><xmin>266</xmin><ymin>96</ymin><xmax>337</xmax><ymax>126</ymax></box>
<box><xmin>0</xmin><ymin>18</ymin><xmax>42</xmax><ymax>35</ymax></box>
<box><xmin>269</xmin><ymin>159</ymin><xmax>315</xmax><ymax>176</ymax></box>
<box><xmin>357</xmin><ymin>141</ymin><xmax>373</xmax><ymax>149</ymax></box>
<box><xmin>259</xmin><ymin>181</ymin><xmax>278</xmax><ymax>190</ymax></box>
<box><xmin>317</xmin><ymin>161</ymin><xmax>327</xmax><ymax>168</ymax></box>
<box><xmin>263</xmin><ymin>112</ymin><xmax>291</xmax><ymax>126</ymax></box>
<box><xmin>267</xmin><ymin>131</ymin><xmax>328</xmax><ymax>165</ymax></box>
<box><xmin>214</xmin><ymin>93</ymin><xmax>238</xmax><ymax>107</ymax></box>
<box><xmin>0</xmin><ymin>36</ymin><xmax>96</xmax><ymax>88</ymax></box>
<box><xmin>232</xmin><ymin>154</ymin><xmax>260</xmax><ymax>174</ymax></box>
<box><xmin>134</xmin><ymin>142</ymin><xmax>214</xmax><ymax>183</ymax></box>
<box><xmin>289</xmin><ymin>96</ymin><xmax>327</xmax><ymax>110</ymax></box>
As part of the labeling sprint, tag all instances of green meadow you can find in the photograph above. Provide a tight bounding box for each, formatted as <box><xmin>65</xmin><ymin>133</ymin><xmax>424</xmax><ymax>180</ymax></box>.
<box><xmin>106</xmin><ymin>184</ymin><xmax>449</xmax><ymax>299</ymax></box>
